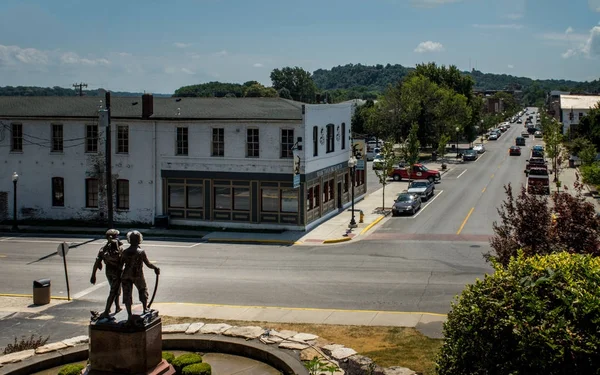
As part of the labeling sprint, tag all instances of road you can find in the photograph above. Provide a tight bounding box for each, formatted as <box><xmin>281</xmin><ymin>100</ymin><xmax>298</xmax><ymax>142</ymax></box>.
<box><xmin>0</xmin><ymin>109</ymin><xmax>543</xmax><ymax>346</ymax></box>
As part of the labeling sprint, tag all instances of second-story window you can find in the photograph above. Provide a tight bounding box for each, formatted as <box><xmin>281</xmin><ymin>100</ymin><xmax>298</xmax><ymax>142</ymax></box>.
<box><xmin>52</xmin><ymin>124</ymin><xmax>63</xmax><ymax>152</ymax></box>
<box><xmin>313</xmin><ymin>126</ymin><xmax>318</xmax><ymax>157</ymax></box>
<box><xmin>281</xmin><ymin>129</ymin><xmax>294</xmax><ymax>158</ymax></box>
<box><xmin>341</xmin><ymin>123</ymin><xmax>346</xmax><ymax>150</ymax></box>
<box><xmin>326</xmin><ymin>124</ymin><xmax>335</xmax><ymax>153</ymax></box>
<box><xmin>247</xmin><ymin>128</ymin><xmax>259</xmax><ymax>157</ymax></box>
<box><xmin>212</xmin><ymin>128</ymin><xmax>224</xmax><ymax>157</ymax></box>
<box><xmin>11</xmin><ymin>123</ymin><xmax>23</xmax><ymax>152</ymax></box>
<box><xmin>176</xmin><ymin>127</ymin><xmax>188</xmax><ymax>155</ymax></box>
<box><xmin>85</xmin><ymin>124</ymin><xmax>98</xmax><ymax>153</ymax></box>
<box><xmin>117</xmin><ymin>125</ymin><xmax>129</xmax><ymax>154</ymax></box>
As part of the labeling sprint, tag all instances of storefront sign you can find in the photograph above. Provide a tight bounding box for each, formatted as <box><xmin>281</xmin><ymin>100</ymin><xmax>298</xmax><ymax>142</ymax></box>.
<box><xmin>352</xmin><ymin>139</ymin><xmax>366</xmax><ymax>171</ymax></box>
<box><xmin>293</xmin><ymin>149</ymin><xmax>301</xmax><ymax>188</ymax></box>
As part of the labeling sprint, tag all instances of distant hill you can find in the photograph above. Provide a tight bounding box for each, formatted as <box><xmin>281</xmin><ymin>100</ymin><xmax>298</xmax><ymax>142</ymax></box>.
<box><xmin>312</xmin><ymin>63</ymin><xmax>599</xmax><ymax>93</ymax></box>
<box><xmin>0</xmin><ymin>86</ymin><xmax>171</xmax><ymax>97</ymax></box>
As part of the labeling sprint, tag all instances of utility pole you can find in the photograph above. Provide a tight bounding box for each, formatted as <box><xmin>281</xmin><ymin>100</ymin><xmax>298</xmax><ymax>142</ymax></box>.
<box><xmin>105</xmin><ymin>92</ymin><xmax>114</xmax><ymax>228</ymax></box>
<box><xmin>73</xmin><ymin>82</ymin><xmax>88</xmax><ymax>97</ymax></box>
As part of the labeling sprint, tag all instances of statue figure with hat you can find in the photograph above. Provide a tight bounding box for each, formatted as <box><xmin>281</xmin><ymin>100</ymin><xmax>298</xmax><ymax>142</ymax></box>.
<box><xmin>90</xmin><ymin>229</ymin><xmax>124</xmax><ymax>319</ymax></box>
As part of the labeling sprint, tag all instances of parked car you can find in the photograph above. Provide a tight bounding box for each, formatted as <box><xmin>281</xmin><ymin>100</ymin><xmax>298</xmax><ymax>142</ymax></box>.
<box><xmin>406</xmin><ymin>180</ymin><xmax>435</xmax><ymax>201</ymax></box>
<box><xmin>527</xmin><ymin>174</ymin><xmax>550</xmax><ymax>195</ymax></box>
<box><xmin>531</xmin><ymin>148</ymin><xmax>544</xmax><ymax>158</ymax></box>
<box><xmin>389</xmin><ymin>163</ymin><xmax>441</xmax><ymax>183</ymax></box>
<box><xmin>489</xmin><ymin>133</ymin><xmax>499</xmax><ymax>140</ymax></box>
<box><xmin>473</xmin><ymin>144</ymin><xmax>485</xmax><ymax>154</ymax></box>
<box><xmin>525</xmin><ymin>157</ymin><xmax>547</xmax><ymax>173</ymax></box>
<box><xmin>534</xmin><ymin>131</ymin><xmax>543</xmax><ymax>138</ymax></box>
<box><xmin>515</xmin><ymin>137</ymin><xmax>526</xmax><ymax>146</ymax></box>
<box><xmin>392</xmin><ymin>193</ymin><xmax>422</xmax><ymax>216</ymax></box>
<box><xmin>509</xmin><ymin>146</ymin><xmax>522</xmax><ymax>156</ymax></box>
<box><xmin>366</xmin><ymin>147</ymin><xmax>381</xmax><ymax>161</ymax></box>
<box><xmin>463</xmin><ymin>149</ymin><xmax>478</xmax><ymax>161</ymax></box>
<box><xmin>372</xmin><ymin>154</ymin><xmax>385</xmax><ymax>170</ymax></box>
<box><xmin>521</xmin><ymin>131</ymin><xmax>530</xmax><ymax>138</ymax></box>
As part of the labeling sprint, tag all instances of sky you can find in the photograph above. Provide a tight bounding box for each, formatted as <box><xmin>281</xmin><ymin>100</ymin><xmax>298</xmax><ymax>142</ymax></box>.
<box><xmin>0</xmin><ymin>0</ymin><xmax>599</xmax><ymax>94</ymax></box>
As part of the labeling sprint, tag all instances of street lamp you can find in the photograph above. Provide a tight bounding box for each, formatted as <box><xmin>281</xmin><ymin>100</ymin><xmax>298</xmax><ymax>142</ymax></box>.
<box><xmin>455</xmin><ymin>126</ymin><xmax>460</xmax><ymax>153</ymax></box>
<box><xmin>348</xmin><ymin>155</ymin><xmax>358</xmax><ymax>229</ymax></box>
<box><xmin>11</xmin><ymin>172</ymin><xmax>18</xmax><ymax>231</ymax></box>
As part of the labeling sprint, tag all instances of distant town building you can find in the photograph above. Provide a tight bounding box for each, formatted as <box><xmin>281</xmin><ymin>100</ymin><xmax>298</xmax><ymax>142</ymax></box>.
<box><xmin>558</xmin><ymin>94</ymin><xmax>600</xmax><ymax>134</ymax></box>
<box><xmin>0</xmin><ymin>95</ymin><xmax>364</xmax><ymax>230</ymax></box>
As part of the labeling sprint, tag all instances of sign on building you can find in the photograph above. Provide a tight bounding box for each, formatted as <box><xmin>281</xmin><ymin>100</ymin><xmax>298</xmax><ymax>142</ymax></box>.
<box><xmin>352</xmin><ymin>139</ymin><xmax>366</xmax><ymax>171</ymax></box>
<box><xmin>292</xmin><ymin>149</ymin><xmax>301</xmax><ymax>189</ymax></box>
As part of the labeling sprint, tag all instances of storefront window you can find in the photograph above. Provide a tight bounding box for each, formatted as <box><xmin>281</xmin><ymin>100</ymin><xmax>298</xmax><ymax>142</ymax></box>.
<box><xmin>214</xmin><ymin>186</ymin><xmax>231</xmax><ymax>210</ymax></box>
<box><xmin>261</xmin><ymin>188</ymin><xmax>279</xmax><ymax>212</ymax></box>
<box><xmin>186</xmin><ymin>186</ymin><xmax>203</xmax><ymax>208</ymax></box>
<box><xmin>233</xmin><ymin>187</ymin><xmax>250</xmax><ymax>211</ymax></box>
<box><xmin>314</xmin><ymin>186</ymin><xmax>320</xmax><ymax>207</ymax></box>
<box><xmin>307</xmin><ymin>187</ymin><xmax>313</xmax><ymax>210</ymax></box>
<box><xmin>281</xmin><ymin>189</ymin><xmax>298</xmax><ymax>213</ymax></box>
<box><xmin>168</xmin><ymin>185</ymin><xmax>185</xmax><ymax>208</ymax></box>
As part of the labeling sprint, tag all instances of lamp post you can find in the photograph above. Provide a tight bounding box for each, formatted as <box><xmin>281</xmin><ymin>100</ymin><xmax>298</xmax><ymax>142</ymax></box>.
<box><xmin>11</xmin><ymin>172</ymin><xmax>18</xmax><ymax>231</ymax></box>
<box><xmin>348</xmin><ymin>155</ymin><xmax>358</xmax><ymax>229</ymax></box>
<box><xmin>455</xmin><ymin>126</ymin><xmax>460</xmax><ymax>153</ymax></box>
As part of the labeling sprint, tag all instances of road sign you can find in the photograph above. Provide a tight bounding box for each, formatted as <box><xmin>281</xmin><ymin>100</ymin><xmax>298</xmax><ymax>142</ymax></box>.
<box><xmin>57</xmin><ymin>242</ymin><xmax>69</xmax><ymax>258</ymax></box>
<box><xmin>293</xmin><ymin>174</ymin><xmax>300</xmax><ymax>189</ymax></box>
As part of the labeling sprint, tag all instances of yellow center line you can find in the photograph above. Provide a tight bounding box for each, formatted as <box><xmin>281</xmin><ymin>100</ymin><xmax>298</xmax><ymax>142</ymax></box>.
<box><xmin>491</xmin><ymin>174</ymin><xmax>495</xmax><ymax>178</ymax></box>
<box><xmin>481</xmin><ymin>187</ymin><xmax>486</xmax><ymax>193</ymax></box>
<box><xmin>457</xmin><ymin>207</ymin><xmax>475</xmax><ymax>235</ymax></box>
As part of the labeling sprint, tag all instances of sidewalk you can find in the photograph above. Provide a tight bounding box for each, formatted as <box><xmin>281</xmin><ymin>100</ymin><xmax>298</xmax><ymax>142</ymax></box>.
<box><xmin>552</xmin><ymin>164</ymin><xmax>600</xmax><ymax>212</ymax></box>
<box><xmin>0</xmin><ymin>161</ymin><xmax>452</xmax><ymax>246</ymax></box>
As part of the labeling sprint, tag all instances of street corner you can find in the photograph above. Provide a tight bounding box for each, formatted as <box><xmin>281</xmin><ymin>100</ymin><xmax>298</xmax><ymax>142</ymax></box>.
<box><xmin>0</xmin><ymin>295</ymin><xmax>71</xmax><ymax>314</ymax></box>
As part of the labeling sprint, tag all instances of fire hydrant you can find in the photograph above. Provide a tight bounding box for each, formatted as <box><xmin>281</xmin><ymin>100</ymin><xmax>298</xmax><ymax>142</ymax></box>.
<box><xmin>359</xmin><ymin>210</ymin><xmax>364</xmax><ymax>223</ymax></box>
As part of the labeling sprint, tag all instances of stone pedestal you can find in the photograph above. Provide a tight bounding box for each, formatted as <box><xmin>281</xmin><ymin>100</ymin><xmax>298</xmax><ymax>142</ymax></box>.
<box><xmin>84</xmin><ymin>307</ymin><xmax>175</xmax><ymax>375</ymax></box>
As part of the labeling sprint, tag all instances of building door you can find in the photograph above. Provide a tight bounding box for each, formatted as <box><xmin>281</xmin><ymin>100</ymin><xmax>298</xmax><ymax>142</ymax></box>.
<box><xmin>337</xmin><ymin>182</ymin><xmax>342</xmax><ymax>209</ymax></box>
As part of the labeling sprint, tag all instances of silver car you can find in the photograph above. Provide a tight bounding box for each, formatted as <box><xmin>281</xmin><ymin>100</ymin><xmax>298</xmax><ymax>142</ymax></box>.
<box><xmin>392</xmin><ymin>193</ymin><xmax>422</xmax><ymax>216</ymax></box>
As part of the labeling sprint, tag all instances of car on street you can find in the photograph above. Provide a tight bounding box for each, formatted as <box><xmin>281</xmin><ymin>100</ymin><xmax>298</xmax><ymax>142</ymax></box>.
<box><xmin>531</xmin><ymin>148</ymin><xmax>544</xmax><ymax>158</ymax></box>
<box><xmin>488</xmin><ymin>133</ymin><xmax>499</xmax><ymax>140</ymax></box>
<box><xmin>509</xmin><ymin>146</ymin><xmax>522</xmax><ymax>156</ymax></box>
<box><xmin>517</xmin><ymin>119</ymin><xmax>522</xmax><ymax>124</ymax></box>
<box><xmin>463</xmin><ymin>149</ymin><xmax>478</xmax><ymax>161</ymax></box>
<box><xmin>372</xmin><ymin>154</ymin><xmax>385</xmax><ymax>170</ymax></box>
<box><xmin>515</xmin><ymin>137</ymin><xmax>526</xmax><ymax>146</ymax></box>
<box><xmin>534</xmin><ymin>131</ymin><xmax>543</xmax><ymax>138</ymax></box>
<box><xmin>392</xmin><ymin>193</ymin><xmax>422</xmax><ymax>216</ymax></box>
<box><xmin>525</xmin><ymin>157</ymin><xmax>547</xmax><ymax>173</ymax></box>
<box><xmin>389</xmin><ymin>163</ymin><xmax>441</xmax><ymax>183</ymax></box>
<box><xmin>532</xmin><ymin>145</ymin><xmax>544</xmax><ymax>153</ymax></box>
<box><xmin>366</xmin><ymin>147</ymin><xmax>381</xmax><ymax>161</ymax></box>
<box><xmin>521</xmin><ymin>131</ymin><xmax>530</xmax><ymax>138</ymax></box>
<box><xmin>527</xmin><ymin>173</ymin><xmax>550</xmax><ymax>195</ymax></box>
<box><xmin>473</xmin><ymin>143</ymin><xmax>485</xmax><ymax>153</ymax></box>
<box><xmin>406</xmin><ymin>180</ymin><xmax>435</xmax><ymax>201</ymax></box>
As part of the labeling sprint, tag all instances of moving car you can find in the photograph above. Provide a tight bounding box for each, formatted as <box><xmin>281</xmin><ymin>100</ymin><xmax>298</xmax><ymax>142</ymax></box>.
<box><xmin>473</xmin><ymin>144</ymin><xmax>485</xmax><ymax>154</ymax></box>
<box><xmin>389</xmin><ymin>164</ymin><xmax>441</xmax><ymax>183</ymax></box>
<box><xmin>463</xmin><ymin>149</ymin><xmax>478</xmax><ymax>161</ymax></box>
<box><xmin>527</xmin><ymin>173</ymin><xmax>550</xmax><ymax>195</ymax></box>
<box><xmin>521</xmin><ymin>131</ymin><xmax>530</xmax><ymax>138</ymax></box>
<box><xmin>392</xmin><ymin>193</ymin><xmax>422</xmax><ymax>216</ymax></box>
<box><xmin>509</xmin><ymin>146</ymin><xmax>522</xmax><ymax>156</ymax></box>
<box><xmin>531</xmin><ymin>148</ymin><xmax>544</xmax><ymax>158</ymax></box>
<box><xmin>406</xmin><ymin>180</ymin><xmax>435</xmax><ymax>201</ymax></box>
<box><xmin>525</xmin><ymin>157</ymin><xmax>547</xmax><ymax>173</ymax></box>
<box><xmin>515</xmin><ymin>137</ymin><xmax>526</xmax><ymax>146</ymax></box>
<box><xmin>489</xmin><ymin>133</ymin><xmax>499</xmax><ymax>140</ymax></box>
<box><xmin>534</xmin><ymin>131</ymin><xmax>543</xmax><ymax>138</ymax></box>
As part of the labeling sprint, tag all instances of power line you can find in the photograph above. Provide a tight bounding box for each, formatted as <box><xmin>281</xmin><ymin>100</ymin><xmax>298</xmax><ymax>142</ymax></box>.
<box><xmin>73</xmin><ymin>82</ymin><xmax>88</xmax><ymax>97</ymax></box>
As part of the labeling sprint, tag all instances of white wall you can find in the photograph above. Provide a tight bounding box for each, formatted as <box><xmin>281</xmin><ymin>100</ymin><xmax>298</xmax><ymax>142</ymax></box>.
<box><xmin>0</xmin><ymin>118</ymin><xmax>155</xmax><ymax>223</ymax></box>
<box><xmin>561</xmin><ymin>108</ymin><xmax>590</xmax><ymax>134</ymax></box>
<box><xmin>303</xmin><ymin>103</ymin><xmax>352</xmax><ymax>174</ymax></box>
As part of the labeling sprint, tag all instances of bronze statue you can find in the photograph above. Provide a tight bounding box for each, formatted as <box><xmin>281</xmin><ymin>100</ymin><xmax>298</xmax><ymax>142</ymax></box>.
<box><xmin>120</xmin><ymin>230</ymin><xmax>160</xmax><ymax>322</ymax></box>
<box><xmin>90</xmin><ymin>229</ymin><xmax>124</xmax><ymax>318</ymax></box>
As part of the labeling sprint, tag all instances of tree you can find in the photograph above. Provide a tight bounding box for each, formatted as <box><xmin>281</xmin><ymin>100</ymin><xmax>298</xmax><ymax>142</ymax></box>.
<box><xmin>579</xmin><ymin>142</ymin><xmax>597</xmax><ymax>166</ymax></box>
<box><xmin>487</xmin><ymin>183</ymin><xmax>600</xmax><ymax>267</ymax></box>
<box><xmin>437</xmin><ymin>134</ymin><xmax>451</xmax><ymax>167</ymax></box>
<box><xmin>580</xmin><ymin>163</ymin><xmax>600</xmax><ymax>187</ymax></box>
<box><xmin>541</xmin><ymin>113</ymin><xmax>564</xmax><ymax>181</ymax></box>
<box><xmin>373</xmin><ymin>139</ymin><xmax>398</xmax><ymax>211</ymax></box>
<box><xmin>367</xmin><ymin>82</ymin><xmax>404</xmax><ymax>141</ymax></box>
<box><xmin>270</xmin><ymin>67</ymin><xmax>317</xmax><ymax>103</ymax></box>
<box><xmin>243</xmin><ymin>83</ymin><xmax>277</xmax><ymax>98</ymax></box>
<box><xmin>277</xmin><ymin>88</ymin><xmax>292</xmax><ymax>100</ymax></box>
<box><xmin>351</xmin><ymin>100</ymin><xmax>375</xmax><ymax>136</ymax></box>
<box><xmin>574</xmin><ymin>102</ymin><xmax>600</xmax><ymax>149</ymax></box>
<box><xmin>400</xmin><ymin>123</ymin><xmax>421</xmax><ymax>182</ymax></box>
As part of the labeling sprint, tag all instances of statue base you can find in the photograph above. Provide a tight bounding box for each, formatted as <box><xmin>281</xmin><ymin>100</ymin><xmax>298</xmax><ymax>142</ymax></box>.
<box><xmin>84</xmin><ymin>306</ymin><xmax>175</xmax><ymax>375</ymax></box>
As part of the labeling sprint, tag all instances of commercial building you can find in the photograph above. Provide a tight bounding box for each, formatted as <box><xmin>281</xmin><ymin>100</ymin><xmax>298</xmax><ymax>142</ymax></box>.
<box><xmin>0</xmin><ymin>95</ymin><xmax>365</xmax><ymax>230</ymax></box>
<box><xmin>558</xmin><ymin>94</ymin><xmax>600</xmax><ymax>134</ymax></box>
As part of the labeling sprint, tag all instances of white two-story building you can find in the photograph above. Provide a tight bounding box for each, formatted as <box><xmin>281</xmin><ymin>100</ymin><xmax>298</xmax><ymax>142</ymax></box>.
<box><xmin>559</xmin><ymin>94</ymin><xmax>600</xmax><ymax>135</ymax></box>
<box><xmin>0</xmin><ymin>95</ymin><xmax>365</xmax><ymax>230</ymax></box>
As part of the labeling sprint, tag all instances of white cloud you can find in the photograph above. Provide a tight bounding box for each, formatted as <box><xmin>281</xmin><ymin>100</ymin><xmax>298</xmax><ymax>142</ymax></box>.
<box><xmin>252</xmin><ymin>63</ymin><xmax>263</xmax><ymax>68</ymax></box>
<box><xmin>174</xmin><ymin>42</ymin><xmax>191</xmax><ymax>48</ymax></box>
<box><xmin>537</xmin><ymin>31</ymin><xmax>588</xmax><ymax>43</ymax></box>
<box><xmin>561</xmin><ymin>26</ymin><xmax>600</xmax><ymax>58</ymax></box>
<box><xmin>590</xmin><ymin>0</ymin><xmax>600</xmax><ymax>11</ymax></box>
<box><xmin>117</xmin><ymin>52</ymin><xmax>132</xmax><ymax>57</ymax></box>
<box><xmin>60</xmin><ymin>52</ymin><xmax>110</xmax><ymax>66</ymax></box>
<box><xmin>414</xmin><ymin>41</ymin><xmax>444</xmax><ymax>53</ymax></box>
<box><xmin>410</xmin><ymin>0</ymin><xmax>462</xmax><ymax>8</ymax></box>
<box><xmin>507</xmin><ymin>64</ymin><xmax>514</xmax><ymax>69</ymax></box>
<box><xmin>565</xmin><ymin>26</ymin><xmax>574</xmax><ymax>34</ymax></box>
<box><xmin>472</xmin><ymin>24</ymin><xmax>523</xmax><ymax>30</ymax></box>
<box><xmin>0</xmin><ymin>44</ymin><xmax>49</xmax><ymax>65</ymax></box>
<box><xmin>505</xmin><ymin>13</ymin><xmax>523</xmax><ymax>20</ymax></box>
<box><xmin>180</xmin><ymin>68</ymin><xmax>195</xmax><ymax>75</ymax></box>
<box><xmin>213</xmin><ymin>50</ymin><xmax>228</xmax><ymax>57</ymax></box>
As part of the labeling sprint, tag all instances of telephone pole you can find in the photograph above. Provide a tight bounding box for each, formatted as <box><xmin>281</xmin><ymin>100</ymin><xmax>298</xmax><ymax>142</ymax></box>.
<box><xmin>73</xmin><ymin>82</ymin><xmax>88</xmax><ymax>96</ymax></box>
<box><xmin>105</xmin><ymin>92</ymin><xmax>114</xmax><ymax>228</ymax></box>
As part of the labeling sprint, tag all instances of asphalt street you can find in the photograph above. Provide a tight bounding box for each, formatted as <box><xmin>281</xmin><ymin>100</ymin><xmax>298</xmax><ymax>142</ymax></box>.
<box><xmin>0</xmin><ymin>109</ymin><xmax>542</xmax><ymax>347</ymax></box>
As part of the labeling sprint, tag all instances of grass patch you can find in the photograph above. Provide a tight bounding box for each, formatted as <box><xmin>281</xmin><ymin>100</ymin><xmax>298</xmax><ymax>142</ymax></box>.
<box><xmin>162</xmin><ymin>316</ymin><xmax>442</xmax><ymax>375</ymax></box>
<box><xmin>2</xmin><ymin>334</ymin><xmax>49</xmax><ymax>354</ymax></box>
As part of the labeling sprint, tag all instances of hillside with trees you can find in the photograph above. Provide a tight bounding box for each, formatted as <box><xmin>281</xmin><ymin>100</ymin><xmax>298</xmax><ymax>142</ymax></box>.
<box><xmin>0</xmin><ymin>86</ymin><xmax>170</xmax><ymax>97</ymax></box>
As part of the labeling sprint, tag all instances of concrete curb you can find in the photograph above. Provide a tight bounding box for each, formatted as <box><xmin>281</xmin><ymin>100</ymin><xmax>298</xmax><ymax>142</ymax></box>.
<box><xmin>359</xmin><ymin>215</ymin><xmax>386</xmax><ymax>235</ymax></box>
<box><xmin>0</xmin><ymin>293</ymin><xmax>70</xmax><ymax>301</ymax></box>
<box><xmin>206</xmin><ymin>238</ymin><xmax>298</xmax><ymax>245</ymax></box>
<box><xmin>322</xmin><ymin>237</ymin><xmax>352</xmax><ymax>244</ymax></box>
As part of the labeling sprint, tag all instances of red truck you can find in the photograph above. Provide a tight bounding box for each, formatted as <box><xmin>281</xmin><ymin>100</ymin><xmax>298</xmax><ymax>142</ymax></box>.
<box><xmin>389</xmin><ymin>163</ymin><xmax>441</xmax><ymax>183</ymax></box>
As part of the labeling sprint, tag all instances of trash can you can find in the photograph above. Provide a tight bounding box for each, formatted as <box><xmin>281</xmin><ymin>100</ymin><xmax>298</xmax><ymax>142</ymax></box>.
<box><xmin>432</xmin><ymin>151</ymin><xmax>438</xmax><ymax>161</ymax></box>
<box><xmin>154</xmin><ymin>215</ymin><xmax>169</xmax><ymax>229</ymax></box>
<box><xmin>33</xmin><ymin>279</ymin><xmax>51</xmax><ymax>305</ymax></box>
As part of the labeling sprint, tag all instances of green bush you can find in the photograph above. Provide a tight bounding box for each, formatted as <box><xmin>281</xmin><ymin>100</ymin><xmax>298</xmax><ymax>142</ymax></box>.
<box><xmin>162</xmin><ymin>351</ymin><xmax>175</xmax><ymax>364</ymax></box>
<box><xmin>172</xmin><ymin>353</ymin><xmax>203</xmax><ymax>374</ymax></box>
<box><xmin>437</xmin><ymin>252</ymin><xmax>600</xmax><ymax>374</ymax></box>
<box><xmin>182</xmin><ymin>362</ymin><xmax>212</xmax><ymax>375</ymax></box>
<box><xmin>58</xmin><ymin>363</ymin><xmax>85</xmax><ymax>375</ymax></box>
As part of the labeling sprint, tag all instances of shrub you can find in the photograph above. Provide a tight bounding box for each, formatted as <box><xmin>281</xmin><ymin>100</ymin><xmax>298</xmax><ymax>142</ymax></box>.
<box><xmin>437</xmin><ymin>252</ymin><xmax>600</xmax><ymax>374</ymax></box>
<box><xmin>182</xmin><ymin>362</ymin><xmax>212</xmax><ymax>375</ymax></box>
<box><xmin>172</xmin><ymin>353</ymin><xmax>203</xmax><ymax>374</ymax></box>
<box><xmin>2</xmin><ymin>335</ymin><xmax>49</xmax><ymax>354</ymax></box>
<box><xmin>58</xmin><ymin>364</ymin><xmax>85</xmax><ymax>375</ymax></box>
<box><xmin>162</xmin><ymin>351</ymin><xmax>175</xmax><ymax>364</ymax></box>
